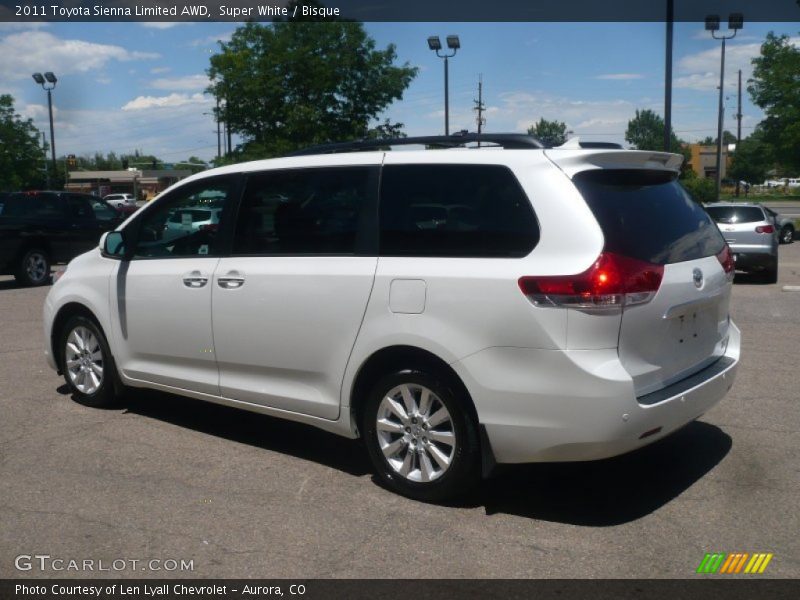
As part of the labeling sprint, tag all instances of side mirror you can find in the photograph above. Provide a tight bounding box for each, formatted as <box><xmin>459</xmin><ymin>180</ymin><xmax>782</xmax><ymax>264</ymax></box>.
<box><xmin>102</xmin><ymin>231</ymin><xmax>129</xmax><ymax>260</ymax></box>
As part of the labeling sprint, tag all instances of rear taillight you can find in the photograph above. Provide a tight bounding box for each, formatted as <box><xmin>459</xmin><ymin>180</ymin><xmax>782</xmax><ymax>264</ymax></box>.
<box><xmin>716</xmin><ymin>245</ymin><xmax>735</xmax><ymax>281</ymax></box>
<box><xmin>755</xmin><ymin>225</ymin><xmax>774</xmax><ymax>234</ymax></box>
<box><xmin>518</xmin><ymin>252</ymin><xmax>664</xmax><ymax>309</ymax></box>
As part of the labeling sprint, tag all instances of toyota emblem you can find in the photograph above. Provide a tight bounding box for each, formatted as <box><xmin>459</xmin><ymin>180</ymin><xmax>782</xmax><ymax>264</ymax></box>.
<box><xmin>693</xmin><ymin>268</ymin><xmax>704</xmax><ymax>288</ymax></box>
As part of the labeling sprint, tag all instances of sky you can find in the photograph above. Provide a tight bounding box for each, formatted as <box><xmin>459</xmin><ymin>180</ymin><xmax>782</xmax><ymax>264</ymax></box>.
<box><xmin>1</xmin><ymin>20</ymin><xmax>798</xmax><ymax>164</ymax></box>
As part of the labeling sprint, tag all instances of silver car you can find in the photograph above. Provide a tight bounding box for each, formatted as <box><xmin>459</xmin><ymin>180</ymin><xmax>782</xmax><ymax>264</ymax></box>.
<box><xmin>763</xmin><ymin>207</ymin><xmax>795</xmax><ymax>245</ymax></box>
<box><xmin>705</xmin><ymin>203</ymin><xmax>779</xmax><ymax>283</ymax></box>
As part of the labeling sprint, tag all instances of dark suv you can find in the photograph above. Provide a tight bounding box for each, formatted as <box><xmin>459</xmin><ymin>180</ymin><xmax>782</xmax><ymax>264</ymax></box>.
<box><xmin>0</xmin><ymin>191</ymin><xmax>123</xmax><ymax>286</ymax></box>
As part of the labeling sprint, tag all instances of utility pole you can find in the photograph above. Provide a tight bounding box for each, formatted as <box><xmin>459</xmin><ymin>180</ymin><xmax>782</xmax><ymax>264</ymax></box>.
<box><xmin>215</xmin><ymin>96</ymin><xmax>222</xmax><ymax>161</ymax></box>
<box><xmin>664</xmin><ymin>0</ymin><xmax>674</xmax><ymax>152</ymax></box>
<box><xmin>474</xmin><ymin>74</ymin><xmax>485</xmax><ymax>146</ymax></box>
<box><xmin>735</xmin><ymin>69</ymin><xmax>743</xmax><ymax>197</ymax></box>
<box><xmin>41</xmin><ymin>131</ymin><xmax>50</xmax><ymax>189</ymax></box>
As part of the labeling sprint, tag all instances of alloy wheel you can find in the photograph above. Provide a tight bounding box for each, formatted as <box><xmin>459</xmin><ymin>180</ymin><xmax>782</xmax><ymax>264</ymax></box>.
<box><xmin>25</xmin><ymin>252</ymin><xmax>48</xmax><ymax>283</ymax></box>
<box><xmin>65</xmin><ymin>326</ymin><xmax>104</xmax><ymax>395</ymax></box>
<box><xmin>376</xmin><ymin>383</ymin><xmax>457</xmax><ymax>483</ymax></box>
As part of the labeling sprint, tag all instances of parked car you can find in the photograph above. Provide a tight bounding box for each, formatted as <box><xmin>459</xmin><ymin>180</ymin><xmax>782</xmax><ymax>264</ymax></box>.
<box><xmin>705</xmin><ymin>203</ymin><xmax>779</xmax><ymax>282</ymax></box>
<box><xmin>103</xmin><ymin>193</ymin><xmax>136</xmax><ymax>209</ymax></box>
<box><xmin>162</xmin><ymin>206</ymin><xmax>222</xmax><ymax>242</ymax></box>
<box><xmin>0</xmin><ymin>191</ymin><xmax>124</xmax><ymax>286</ymax></box>
<box><xmin>763</xmin><ymin>207</ymin><xmax>795</xmax><ymax>245</ymax></box>
<box><xmin>43</xmin><ymin>134</ymin><xmax>740</xmax><ymax>501</ymax></box>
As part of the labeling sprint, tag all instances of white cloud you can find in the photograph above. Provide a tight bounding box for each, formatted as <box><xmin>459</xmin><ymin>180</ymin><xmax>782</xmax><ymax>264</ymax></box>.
<box><xmin>149</xmin><ymin>74</ymin><xmax>210</xmax><ymax>91</ymax></box>
<box><xmin>96</xmin><ymin>76</ymin><xmax>112</xmax><ymax>85</ymax></box>
<box><xmin>0</xmin><ymin>31</ymin><xmax>159</xmax><ymax>80</ymax></box>
<box><xmin>189</xmin><ymin>32</ymin><xmax>234</xmax><ymax>47</ymax></box>
<box><xmin>674</xmin><ymin>38</ymin><xmax>800</xmax><ymax>92</ymax></box>
<box><xmin>122</xmin><ymin>93</ymin><xmax>210</xmax><ymax>111</ymax></box>
<box><xmin>140</xmin><ymin>22</ymin><xmax>190</xmax><ymax>30</ymax></box>
<box><xmin>150</xmin><ymin>66</ymin><xmax>171</xmax><ymax>74</ymax></box>
<box><xmin>0</xmin><ymin>22</ymin><xmax>48</xmax><ymax>31</ymax></box>
<box><xmin>594</xmin><ymin>73</ymin><xmax>644</xmax><ymax>80</ymax></box>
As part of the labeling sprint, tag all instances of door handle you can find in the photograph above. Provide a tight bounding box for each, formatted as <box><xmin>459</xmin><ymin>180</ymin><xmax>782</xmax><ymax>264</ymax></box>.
<box><xmin>217</xmin><ymin>272</ymin><xmax>245</xmax><ymax>289</ymax></box>
<box><xmin>182</xmin><ymin>271</ymin><xmax>208</xmax><ymax>288</ymax></box>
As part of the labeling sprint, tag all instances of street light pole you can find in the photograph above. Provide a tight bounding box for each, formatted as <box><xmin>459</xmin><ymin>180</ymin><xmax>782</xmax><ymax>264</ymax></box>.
<box><xmin>428</xmin><ymin>35</ymin><xmax>460</xmax><ymax>136</ymax></box>
<box><xmin>706</xmin><ymin>14</ymin><xmax>743</xmax><ymax>200</ymax></box>
<box><xmin>664</xmin><ymin>0</ymin><xmax>674</xmax><ymax>152</ymax></box>
<box><xmin>32</xmin><ymin>72</ymin><xmax>58</xmax><ymax>185</ymax></box>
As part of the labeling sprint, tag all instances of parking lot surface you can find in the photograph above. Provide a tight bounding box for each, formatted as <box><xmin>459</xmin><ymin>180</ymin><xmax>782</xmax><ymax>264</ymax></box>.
<box><xmin>1</xmin><ymin>245</ymin><xmax>799</xmax><ymax>579</ymax></box>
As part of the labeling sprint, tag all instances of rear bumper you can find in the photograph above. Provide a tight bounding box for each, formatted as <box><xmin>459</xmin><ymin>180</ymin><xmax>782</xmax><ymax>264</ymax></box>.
<box><xmin>454</xmin><ymin>322</ymin><xmax>740</xmax><ymax>464</ymax></box>
<box><xmin>730</xmin><ymin>250</ymin><xmax>776</xmax><ymax>271</ymax></box>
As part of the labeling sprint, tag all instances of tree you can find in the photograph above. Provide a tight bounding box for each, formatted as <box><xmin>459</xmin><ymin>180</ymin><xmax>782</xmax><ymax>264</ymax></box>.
<box><xmin>729</xmin><ymin>129</ymin><xmax>773</xmax><ymax>185</ymax></box>
<box><xmin>0</xmin><ymin>95</ymin><xmax>47</xmax><ymax>191</ymax></box>
<box><xmin>748</xmin><ymin>32</ymin><xmax>800</xmax><ymax>173</ymax></box>
<box><xmin>207</xmin><ymin>13</ymin><xmax>417</xmax><ymax>159</ymax></box>
<box><xmin>366</xmin><ymin>119</ymin><xmax>406</xmax><ymax>140</ymax></box>
<box><xmin>625</xmin><ymin>109</ymin><xmax>691</xmax><ymax>176</ymax></box>
<box><xmin>698</xmin><ymin>131</ymin><xmax>737</xmax><ymax>146</ymax></box>
<box><xmin>526</xmin><ymin>118</ymin><xmax>568</xmax><ymax>147</ymax></box>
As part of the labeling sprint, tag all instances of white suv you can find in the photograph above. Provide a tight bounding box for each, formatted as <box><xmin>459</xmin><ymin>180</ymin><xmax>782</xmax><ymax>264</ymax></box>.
<box><xmin>44</xmin><ymin>134</ymin><xmax>740</xmax><ymax>501</ymax></box>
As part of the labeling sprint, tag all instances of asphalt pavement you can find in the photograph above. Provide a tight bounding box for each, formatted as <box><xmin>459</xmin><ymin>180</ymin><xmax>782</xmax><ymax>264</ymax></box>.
<box><xmin>1</xmin><ymin>246</ymin><xmax>798</xmax><ymax>579</ymax></box>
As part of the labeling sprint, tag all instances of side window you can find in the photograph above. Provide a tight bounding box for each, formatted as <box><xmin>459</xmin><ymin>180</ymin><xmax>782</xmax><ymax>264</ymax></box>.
<box><xmin>233</xmin><ymin>167</ymin><xmax>375</xmax><ymax>255</ymax></box>
<box><xmin>66</xmin><ymin>195</ymin><xmax>95</xmax><ymax>220</ymax></box>
<box><xmin>89</xmin><ymin>198</ymin><xmax>119</xmax><ymax>221</ymax></box>
<box><xmin>31</xmin><ymin>194</ymin><xmax>63</xmax><ymax>219</ymax></box>
<box><xmin>132</xmin><ymin>179</ymin><xmax>233</xmax><ymax>259</ymax></box>
<box><xmin>379</xmin><ymin>164</ymin><xmax>539</xmax><ymax>257</ymax></box>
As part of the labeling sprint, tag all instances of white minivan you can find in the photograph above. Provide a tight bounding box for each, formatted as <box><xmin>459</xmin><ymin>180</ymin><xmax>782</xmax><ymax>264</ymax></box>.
<box><xmin>44</xmin><ymin>134</ymin><xmax>740</xmax><ymax>501</ymax></box>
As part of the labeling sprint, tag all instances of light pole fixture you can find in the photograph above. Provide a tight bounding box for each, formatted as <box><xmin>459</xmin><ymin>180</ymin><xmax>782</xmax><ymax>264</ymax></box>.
<box><xmin>32</xmin><ymin>71</ymin><xmax>58</xmax><ymax>185</ymax></box>
<box><xmin>706</xmin><ymin>13</ymin><xmax>743</xmax><ymax>200</ymax></box>
<box><xmin>428</xmin><ymin>35</ymin><xmax>460</xmax><ymax>136</ymax></box>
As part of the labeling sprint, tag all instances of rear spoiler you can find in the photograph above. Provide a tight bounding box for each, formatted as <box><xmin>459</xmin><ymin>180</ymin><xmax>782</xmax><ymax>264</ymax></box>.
<box><xmin>544</xmin><ymin>149</ymin><xmax>683</xmax><ymax>178</ymax></box>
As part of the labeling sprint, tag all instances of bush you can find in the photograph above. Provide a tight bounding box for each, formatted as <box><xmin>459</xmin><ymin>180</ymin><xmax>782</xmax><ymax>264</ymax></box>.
<box><xmin>681</xmin><ymin>177</ymin><xmax>717</xmax><ymax>204</ymax></box>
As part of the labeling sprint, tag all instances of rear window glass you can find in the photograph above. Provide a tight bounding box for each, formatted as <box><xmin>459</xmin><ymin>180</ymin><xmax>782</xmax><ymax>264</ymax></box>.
<box><xmin>705</xmin><ymin>206</ymin><xmax>764</xmax><ymax>224</ymax></box>
<box><xmin>379</xmin><ymin>164</ymin><xmax>539</xmax><ymax>258</ymax></box>
<box><xmin>573</xmin><ymin>170</ymin><xmax>725</xmax><ymax>265</ymax></box>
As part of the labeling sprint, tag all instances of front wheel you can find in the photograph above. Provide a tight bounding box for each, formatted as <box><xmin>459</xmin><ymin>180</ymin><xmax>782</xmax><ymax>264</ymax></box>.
<box><xmin>362</xmin><ymin>370</ymin><xmax>480</xmax><ymax>502</ymax></box>
<box><xmin>15</xmin><ymin>248</ymin><xmax>50</xmax><ymax>286</ymax></box>
<box><xmin>60</xmin><ymin>316</ymin><xmax>118</xmax><ymax>407</ymax></box>
<box><xmin>780</xmin><ymin>226</ymin><xmax>794</xmax><ymax>245</ymax></box>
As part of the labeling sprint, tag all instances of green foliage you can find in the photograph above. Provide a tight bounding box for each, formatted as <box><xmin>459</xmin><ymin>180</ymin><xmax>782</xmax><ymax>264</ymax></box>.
<box><xmin>0</xmin><ymin>95</ymin><xmax>47</xmax><ymax>191</ymax></box>
<box><xmin>207</xmin><ymin>18</ymin><xmax>417</xmax><ymax>158</ymax></box>
<box><xmin>625</xmin><ymin>109</ymin><xmax>692</xmax><ymax>177</ymax></box>
<box><xmin>698</xmin><ymin>131</ymin><xmax>737</xmax><ymax>146</ymax></box>
<box><xmin>681</xmin><ymin>177</ymin><xmax>717</xmax><ymax>204</ymax></box>
<box><xmin>527</xmin><ymin>118</ymin><xmax>568</xmax><ymax>147</ymax></box>
<box><xmin>729</xmin><ymin>129</ymin><xmax>772</xmax><ymax>185</ymax></box>
<box><xmin>748</xmin><ymin>32</ymin><xmax>800</xmax><ymax>173</ymax></box>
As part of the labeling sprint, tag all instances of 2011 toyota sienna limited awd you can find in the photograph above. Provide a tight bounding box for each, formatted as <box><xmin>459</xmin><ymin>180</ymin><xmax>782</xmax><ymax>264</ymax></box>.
<box><xmin>43</xmin><ymin>134</ymin><xmax>740</xmax><ymax>501</ymax></box>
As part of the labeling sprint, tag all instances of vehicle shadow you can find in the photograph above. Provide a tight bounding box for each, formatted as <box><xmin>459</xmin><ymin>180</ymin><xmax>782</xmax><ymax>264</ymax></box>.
<box><xmin>93</xmin><ymin>387</ymin><xmax>730</xmax><ymax>525</ymax></box>
<box><xmin>475</xmin><ymin>421</ymin><xmax>731</xmax><ymax>526</ymax></box>
<box><xmin>733</xmin><ymin>272</ymin><xmax>769</xmax><ymax>285</ymax></box>
<box><xmin>118</xmin><ymin>388</ymin><xmax>371</xmax><ymax>477</ymax></box>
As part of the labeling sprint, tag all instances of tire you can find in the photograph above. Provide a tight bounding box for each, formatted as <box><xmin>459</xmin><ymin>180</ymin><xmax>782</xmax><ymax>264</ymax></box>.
<box><xmin>59</xmin><ymin>315</ymin><xmax>119</xmax><ymax>407</ymax></box>
<box><xmin>362</xmin><ymin>369</ymin><xmax>480</xmax><ymax>502</ymax></box>
<box><xmin>15</xmin><ymin>248</ymin><xmax>51</xmax><ymax>286</ymax></box>
<box><xmin>762</xmin><ymin>259</ymin><xmax>778</xmax><ymax>284</ymax></box>
<box><xmin>780</xmin><ymin>226</ymin><xmax>794</xmax><ymax>245</ymax></box>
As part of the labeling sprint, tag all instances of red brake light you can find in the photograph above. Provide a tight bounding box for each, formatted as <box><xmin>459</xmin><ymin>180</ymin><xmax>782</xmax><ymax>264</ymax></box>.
<box><xmin>200</xmin><ymin>223</ymin><xmax>219</xmax><ymax>232</ymax></box>
<box><xmin>518</xmin><ymin>252</ymin><xmax>664</xmax><ymax>309</ymax></box>
<box><xmin>755</xmin><ymin>225</ymin><xmax>774</xmax><ymax>234</ymax></box>
<box><xmin>716</xmin><ymin>245</ymin><xmax>735</xmax><ymax>280</ymax></box>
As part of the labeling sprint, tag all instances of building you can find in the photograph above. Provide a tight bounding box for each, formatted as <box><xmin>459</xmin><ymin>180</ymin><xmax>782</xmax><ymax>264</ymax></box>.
<box><xmin>687</xmin><ymin>144</ymin><xmax>733</xmax><ymax>180</ymax></box>
<box><xmin>65</xmin><ymin>169</ymin><xmax>192</xmax><ymax>200</ymax></box>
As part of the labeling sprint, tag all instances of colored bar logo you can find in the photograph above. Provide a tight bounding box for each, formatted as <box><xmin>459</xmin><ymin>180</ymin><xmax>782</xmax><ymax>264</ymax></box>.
<box><xmin>696</xmin><ymin>552</ymin><xmax>773</xmax><ymax>574</ymax></box>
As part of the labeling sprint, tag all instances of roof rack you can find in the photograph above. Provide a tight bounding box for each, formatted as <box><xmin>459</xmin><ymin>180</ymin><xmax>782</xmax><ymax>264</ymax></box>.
<box><xmin>286</xmin><ymin>132</ymin><xmax>546</xmax><ymax>156</ymax></box>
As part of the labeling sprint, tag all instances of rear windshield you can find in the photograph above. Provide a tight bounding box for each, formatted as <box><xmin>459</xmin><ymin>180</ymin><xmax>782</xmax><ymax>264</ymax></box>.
<box><xmin>705</xmin><ymin>206</ymin><xmax>764</xmax><ymax>224</ymax></box>
<box><xmin>573</xmin><ymin>170</ymin><xmax>725</xmax><ymax>265</ymax></box>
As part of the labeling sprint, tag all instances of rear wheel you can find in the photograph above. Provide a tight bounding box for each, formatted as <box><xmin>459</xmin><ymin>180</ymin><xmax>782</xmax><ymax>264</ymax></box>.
<box><xmin>60</xmin><ymin>316</ymin><xmax>118</xmax><ymax>407</ymax></box>
<box><xmin>762</xmin><ymin>259</ymin><xmax>778</xmax><ymax>284</ymax></box>
<box><xmin>15</xmin><ymin>248</ymin><xmax>50</xmax><ymax>286</ymax></box>
<box><xmin>362</xmin><ymin>369</ymin><xmax>480</xmax><ymax>502</ymax></box>
<box><xmin>780</xmin><ymin>225</ymin><xmax>794</xmax><ymax>245</ymax></box>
